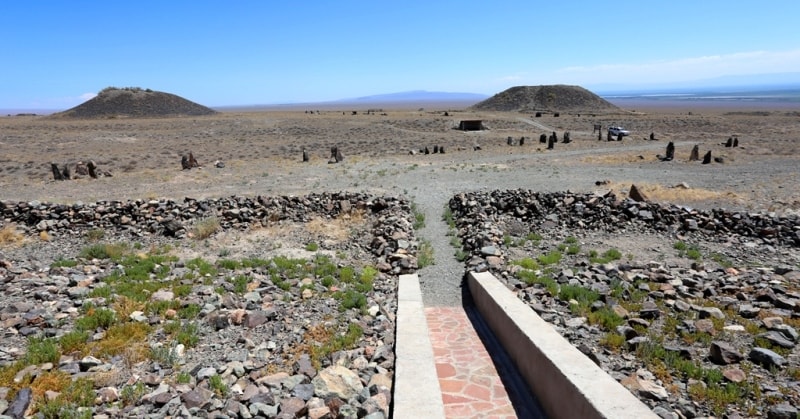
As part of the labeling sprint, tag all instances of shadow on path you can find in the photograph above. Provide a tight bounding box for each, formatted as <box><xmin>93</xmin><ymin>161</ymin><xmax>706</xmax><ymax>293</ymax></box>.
<box><xmin>461</xmin><ymin>278</ymin><xmax>549</xmax><ymax>419</ymax></box>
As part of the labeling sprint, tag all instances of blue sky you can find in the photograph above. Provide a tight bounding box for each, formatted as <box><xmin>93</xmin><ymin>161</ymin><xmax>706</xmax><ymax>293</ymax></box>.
<box><xmin>2</xmin><ymin>1</ymin><xmax>799</xmax><ymax>109</ymax></box>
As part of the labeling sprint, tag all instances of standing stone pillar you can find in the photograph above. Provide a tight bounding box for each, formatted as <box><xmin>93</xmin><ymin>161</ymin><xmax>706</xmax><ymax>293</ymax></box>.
<box><xmin>51</xmin><ymin>163</ymin><xmax>64</xmax><ymax>181</ymax></box>
<box><xmin>689</xmin><ymin>145</ymin><xmax>700</xmax><ymax>161</ymax></box>
<box><xmin>87</xmin><ymin>161</ymin><xmax>98</xmax><ymax>179</ymax></box>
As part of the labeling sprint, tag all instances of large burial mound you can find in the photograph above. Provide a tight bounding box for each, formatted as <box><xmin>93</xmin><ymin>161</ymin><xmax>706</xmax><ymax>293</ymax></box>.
<box><xmin>471</xmin><ymin>84</ymin><xmax>620</xmax><ymax>113</ymax></box>
<box><xmin>54</xmin><ymin>87</ymin><xmax>218</xmax><ymax>118</ymax></box>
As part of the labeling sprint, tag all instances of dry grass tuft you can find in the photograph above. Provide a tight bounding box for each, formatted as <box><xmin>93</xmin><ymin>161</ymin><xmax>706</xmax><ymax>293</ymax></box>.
<box><xmin>89</xmin><ymin>322</ymin><xmax>151</xmax><ymax>362</ymax></box>
<box><xmin>305</xmin><ymin>210</ymin><xmax>367</xmax><ymax>243</ymax></box>
<box><xmin>192</xmin><ymin>216</ymin><xmax>220</xmax><ymax>240</ymax></box>
<box><xmin>582</xmin><ymin>152</ymin><xmax>659</xmax><ymax>164</ymax></box>
<box><xmin>112</xmin><ymin>296</ymin><xmax>145</xmax><ymax>322</ymax></box>
<box><xmin>30</xmin><ymin>370</ymin><xmax>72</xmax><ymax>399</ymax></box>
<box><xmin>605</xmin><ymin>181</ymin><xmax>742</xmax><ymax>203</ymax></box>
<box><xmin>0</xmin><ymin>224</ymin><xmax>26</xmax><ymax>247</ymax></box>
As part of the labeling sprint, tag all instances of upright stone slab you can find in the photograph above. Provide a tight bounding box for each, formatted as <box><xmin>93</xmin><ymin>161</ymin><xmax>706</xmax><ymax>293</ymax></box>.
<box><xmin>665</xmin><ymin>142</ymin><xmax>675</xmax><ymax>161</ymax></box>
<box><xmin>689</xmin><ymin>144</ymin><xmax>700</xmax><ymax>161</ymax></box>
<box><xmin>702</xmin><ymin>150</ymin><xmax>712</xmax><ymax>164</ymax></box>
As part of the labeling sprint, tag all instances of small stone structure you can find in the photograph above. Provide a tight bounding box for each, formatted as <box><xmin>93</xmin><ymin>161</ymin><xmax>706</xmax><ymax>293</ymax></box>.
<box><xmin>458</xmin><ymin>120</ymin><xmax>484</xmax><ymax>131</ymax></box>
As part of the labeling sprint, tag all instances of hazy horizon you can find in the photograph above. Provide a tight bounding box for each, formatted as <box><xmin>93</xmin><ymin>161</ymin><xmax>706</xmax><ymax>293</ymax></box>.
<box><xmin>3</xmin><ymin>81</ymin><xmax>799</xmax><ymax>115</ymax></box>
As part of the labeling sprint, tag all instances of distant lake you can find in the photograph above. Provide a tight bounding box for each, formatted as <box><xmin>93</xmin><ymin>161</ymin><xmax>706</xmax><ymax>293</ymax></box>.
<box><xmin>602</xmin><ymin>87</ymin><xmax>800</xmax><ymax>109</ymax></box>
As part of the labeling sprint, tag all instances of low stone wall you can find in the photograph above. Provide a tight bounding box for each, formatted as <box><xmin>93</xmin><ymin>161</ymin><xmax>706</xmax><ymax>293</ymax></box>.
<box><xmin>449</xmin><ymin>189</ymin><xmax>800</xmax><ymax>256</ymax></box>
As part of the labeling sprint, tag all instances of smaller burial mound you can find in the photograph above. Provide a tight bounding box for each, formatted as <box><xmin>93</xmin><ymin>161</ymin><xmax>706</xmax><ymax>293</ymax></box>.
<box><xmin>471</xmin><ymin>84</ymin><xmax>620</xmax><ymax>113</ymax></box>
<box><xmin>53</xmin><ymin>87</ymin><xmax>218</xmax><ymax>118</ymax></box>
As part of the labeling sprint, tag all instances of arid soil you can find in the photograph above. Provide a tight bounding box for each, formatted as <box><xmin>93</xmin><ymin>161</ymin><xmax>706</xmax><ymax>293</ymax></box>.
<box><xmin>1</xmin><ymin>102</ymin><xmax>800</xmax><ymax>417</ymax></box>
<box><xmin>1</xmin><ymin>104</ymin><xmax>799</xmax><ymax>209</ymax></box>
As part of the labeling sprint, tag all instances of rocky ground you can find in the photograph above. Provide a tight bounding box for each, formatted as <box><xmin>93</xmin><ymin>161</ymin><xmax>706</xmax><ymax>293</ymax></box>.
<box><xmin>449</xmin><ymin>189</ymin><xmax>800</xmax><ymax>418</ymax></box>
<box><xmin>1</xmin><ymin>103</ymin><xmax>799</xmax><ymax>418</ymax></box>
<box><xmin>0</xmin><ymin>193</ymin><xmax>415</xmax><ymax>418</ymax></box>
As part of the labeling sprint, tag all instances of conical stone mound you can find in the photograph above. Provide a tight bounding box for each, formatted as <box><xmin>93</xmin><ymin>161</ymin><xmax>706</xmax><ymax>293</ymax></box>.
<box><xmin>54</xmin><ymin>87</ymin><xmax>218</xmax><ymax>118</ymax></box>
<box><xmin>470</xmin><ymin>85</ymin><xmax>620</xmax><ymax>113</ymax></box>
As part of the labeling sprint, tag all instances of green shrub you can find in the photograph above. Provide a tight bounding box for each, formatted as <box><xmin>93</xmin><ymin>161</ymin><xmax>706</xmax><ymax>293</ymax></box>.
<box><xmin>85</xmin><ymin>228</ymin><xmax>105</xmax><ymax>242</ymax></box>
<box><xmin>537</xmin><ymin>250</ymin><xmax>562</xmax><ymax>266</ymax></box>
<box><xmin>674</xmin><ymin>241</ymin><xmax>702</xmax><ymax>260</ymax></box>
<box><xmin>339</xmin><ymin>266</ymin><xmax>355</xmax><ymax>283</ymax></box>
<box><xmin>412</xmin><ymin>204</ymin><xmax>425</xmax><ymax>230</ymax></box>
<box><xmin>336</xmin><ymin>290</ymin><xmax>367</xmax><ymax>311</ymax></box>
<box><xmin>75</xmin><ymin>306</ymin><xmax>116</xmax><ymax>332</ymax></box>
<box><xmin>526</xmin><ymin>232</ymin><xmax>543</xmax><ymax>242</ymax></box>
<box><xmin>59</xmin><ymin>331</ymin><xmax>89</xmax><ymax>354</ymax></box>
<box><xmin>186</xmin><ymin>257</ymin><xmax>217</xmax><ymax>277</ymax></box>
<box><xmin>25</xmin><ymin>336</ymin><xmax>60</xmax><ymax>365</ymax></box>
<box><xmin>120</xmin><ymin>382</ymin><xmax>147</xmax><ymax>406</ymax></box>
<box><xmin>36</xmin><ymin>377</ymin><xmax>95</xmax><ymax>418</ymax></box>
<box><xmin>418</xmin><ymin>240</ymin><xmax>435</xmax><ymax>268</ymax></box>
<box><xmin>310</xmin><ymin>323</ymin><xmax>363</xmax><ymax>369</ymax></box>
<box><xmin>600</xmin><ymin>332</ymin><xmax>626</xmax><ymax>351</ymax></box>
<box><xmin>170</xmin><ymin>322</ymin><xmax>199</xmax><ymax>348</ymax></box>
<box><xmin>512</xmin><ymin>257</ymin><xmax>539</xmax><ymax>270</ymax></box>
<box><xmin>559</xmin><ymin>284</ymin><xmax>600</xmax><ymax>314</ymax></box>
<box><xmin>150</xmin><ymin>344</ymin><xmax>179</xmax><ymax>366</ymax></box>
<box><xmin>442</xmin><ymin>206</ymin><xmax>456</xmax><ymax>229</ymax></box>
<box><xmin>305</xmin><ymin>242</ymin><xmax>319</xmax><ymax>252</ymax></box>
<box><xmin>217</xmin><ymin>259</ymin><xmax>240</xmax><ymax>270</ymax></box>
<box><xmin>79</xmin><ymin>243</ymin><xmax>127</xmax><ymax>260</ymax></box>
<box><xmin>356</xmin><ymin>266</ymin><xmax>378</xmax><ymax>293</ymax></box>
<box><xmin>177</xmin><ymin>371</ymin><xmax>192</xmax><ymax>384</ymax></box>
<box><xmin>209</xmin><ymin>374</ymin><xmax>229</xmax><ymax>397</ymax></box>
<box><xmin>51</xmin><ymin>258</ymin><xmax>78</xmax><ymax>268</ymax></box>
<box><xmin>587</xmin><ymin>307</ymin><xmax>624</xmax><ymax>330</ymax></box>
<box><xmin>589</xmin><ymin>248</ymin><xmax>622</xmax><ymax>264</ymax></box>
<box><xmin>312</xmin><ymin>255</ymin><xmax>337</xmax><ymax>278</ymax></box>
<box><xmin>232</xmin><ymin>275</ymin><xmax>249</xmax><ymax>294</ymax></box>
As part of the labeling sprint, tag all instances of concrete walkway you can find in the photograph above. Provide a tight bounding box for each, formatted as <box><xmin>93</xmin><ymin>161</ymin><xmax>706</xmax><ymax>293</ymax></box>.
<box><xmin>426</xmin><ymin>306</ymin><xmax>518</xmax><ymax>418</ymax></box>
<box><xmin>394</xmin><ymin>273</ymin><xmax>659</xmax><ymax>419</ymax></box>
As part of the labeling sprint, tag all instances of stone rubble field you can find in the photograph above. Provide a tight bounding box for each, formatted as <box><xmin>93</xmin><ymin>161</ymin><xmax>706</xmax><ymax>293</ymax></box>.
<box><xmin>1</xmin><ymin>193</ymin><xmax>416</xmax><ymax>418</ymax></box>
<box><xmin>449</xmin><ymin>189</ymin><xmax>800</xmax><ymax>418</ymax></box>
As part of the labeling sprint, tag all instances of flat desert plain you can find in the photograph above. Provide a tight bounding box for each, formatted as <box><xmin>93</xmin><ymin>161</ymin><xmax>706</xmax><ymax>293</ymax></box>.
<box><xmin>0</xmin><ymin>102</ymin><xmax>798</xmax><ymax>212</ymax></box>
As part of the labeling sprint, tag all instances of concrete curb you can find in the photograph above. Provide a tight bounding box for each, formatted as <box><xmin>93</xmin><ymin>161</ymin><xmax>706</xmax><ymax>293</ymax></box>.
<box><xmin>468</xmin><ymin>271</ymin><xmax>659</xmax><ymax>419</ymax></box>
<box><xmin>393</xmin><ymin>274</ymin><xmax>446</xmax><ymax>419</ymax></box>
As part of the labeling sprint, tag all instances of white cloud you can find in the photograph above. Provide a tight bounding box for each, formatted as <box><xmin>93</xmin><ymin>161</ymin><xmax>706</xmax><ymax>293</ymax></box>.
<box><xmin>557</xmin><ymin>49</ymin><xmax>800</xmax><ymax>85</ymax></box>
<box><xmin>79</xmin><ymin>92</ymin><xmax>97</xmax><ymax>101</ymax></box>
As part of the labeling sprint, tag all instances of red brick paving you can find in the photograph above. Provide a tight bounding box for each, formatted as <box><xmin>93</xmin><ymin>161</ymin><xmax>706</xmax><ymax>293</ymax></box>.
<box><xmin>426</xmin><ymin>306</ymin><xmax>518</xmax><ymax>419</ymax></box>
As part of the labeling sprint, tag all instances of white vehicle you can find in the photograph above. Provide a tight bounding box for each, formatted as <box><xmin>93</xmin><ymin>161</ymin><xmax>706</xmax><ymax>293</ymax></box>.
<box><xmin>608</xmin><ymin>126</ymin><xmax>630</xmax><ymax>137</ymax></box>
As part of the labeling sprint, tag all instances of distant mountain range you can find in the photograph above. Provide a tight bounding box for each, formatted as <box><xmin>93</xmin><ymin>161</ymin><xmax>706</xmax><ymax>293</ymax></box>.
<box><xmin>338</xmin><ymin>90</ymin><xmax>490</xmax><ymax>103</ymax></box>
<box><xmin>5</xmin><ymin>74</ymin><xmax>799</xmax><ymax>115</ymax></box>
